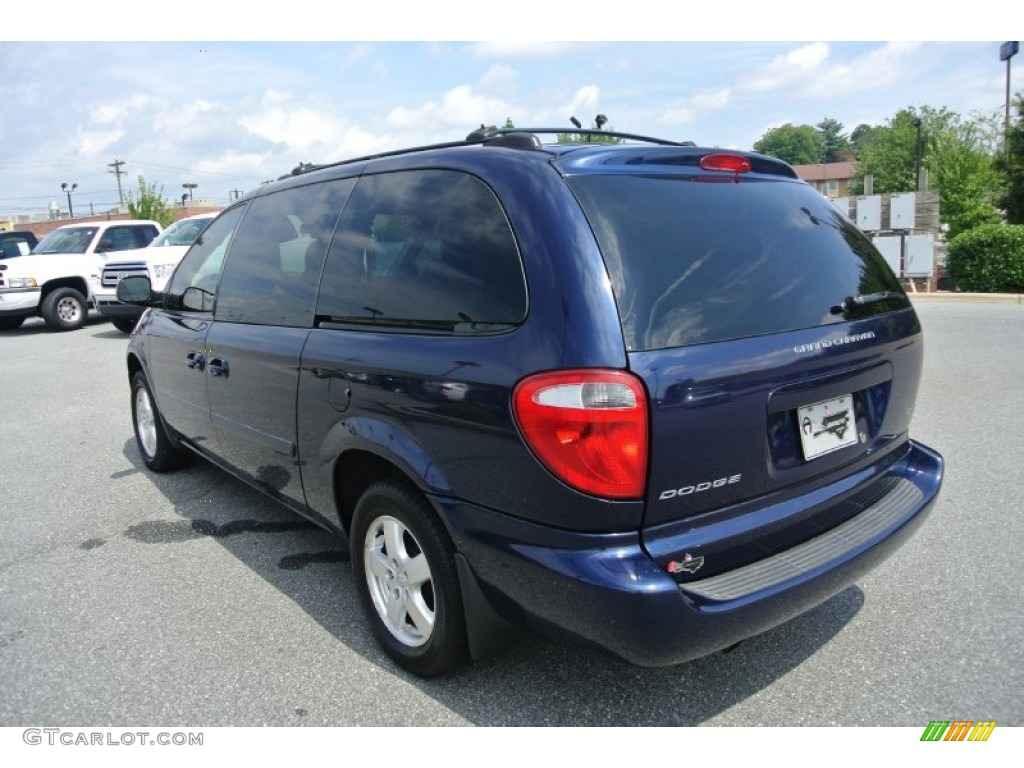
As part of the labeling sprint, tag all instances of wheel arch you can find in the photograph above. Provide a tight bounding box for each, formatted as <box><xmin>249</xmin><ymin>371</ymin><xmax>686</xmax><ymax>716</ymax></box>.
<box><xmin>41</xmin><ymin>276</ymin><xmax>91</xmax><ymax>303</ymax></box>
<box><xmin>333</xmin><ymin>449</ymin><xmax>424</xmax><ymax>537</ymax></box>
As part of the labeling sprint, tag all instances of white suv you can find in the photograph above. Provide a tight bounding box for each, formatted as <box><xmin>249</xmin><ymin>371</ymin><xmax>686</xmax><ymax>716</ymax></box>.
<box><xmin>95</xmin><ymin>213</ymin><xmax>216</xmax><ymax>332</ymax></box>
<box><xmin>0</xmin><ymin>220</ymin><xmax>161</xmax><ymax>331</ymax></box>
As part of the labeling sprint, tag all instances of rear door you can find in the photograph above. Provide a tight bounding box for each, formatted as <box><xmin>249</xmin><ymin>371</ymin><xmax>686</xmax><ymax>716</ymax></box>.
<box><xmin>567</xmin><ymin>171</ymin><xmax>922</xmax><ymax>528</ymax></box>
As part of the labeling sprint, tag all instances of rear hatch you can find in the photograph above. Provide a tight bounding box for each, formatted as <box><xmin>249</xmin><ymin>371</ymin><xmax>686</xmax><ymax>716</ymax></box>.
<box><xmin>565</xmin><ymin>151</ymin><xmax>923</xmax><ymax>577</ymax></box>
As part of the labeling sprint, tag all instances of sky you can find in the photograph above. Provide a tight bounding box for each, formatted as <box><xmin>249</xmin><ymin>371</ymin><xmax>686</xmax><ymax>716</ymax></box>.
<box><xmin>1</xmin><ymin>6</ymin><xmax>1019</xmax><ymax>220</ymax></box>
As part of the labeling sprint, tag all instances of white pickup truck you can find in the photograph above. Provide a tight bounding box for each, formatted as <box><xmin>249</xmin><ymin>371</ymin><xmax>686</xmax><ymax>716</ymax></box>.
<box><xmin>95</xmin><ymin>213</ymin><xmax>216</xmax><ymax>332</ymax></box>
<box><xmin>0</xmin><ymin>220</ymin><xmax>161</xmax><ymax>331</ymax></box>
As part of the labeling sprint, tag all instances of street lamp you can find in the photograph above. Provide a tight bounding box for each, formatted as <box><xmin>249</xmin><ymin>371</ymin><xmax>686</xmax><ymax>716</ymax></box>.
<box><xmin>61</xmin><ymin>182</ymin><xmax>77</xmax><ymax>218</ymax></box>
<box><xmin>911</xmin><ymin>118</ymin><xmax>923</xmax><ymax>191</ymax></box>
<box><xmin>1001</xmin><ymin>41</ymin><xmax>1019</xmax><ymax>159</ymax></box>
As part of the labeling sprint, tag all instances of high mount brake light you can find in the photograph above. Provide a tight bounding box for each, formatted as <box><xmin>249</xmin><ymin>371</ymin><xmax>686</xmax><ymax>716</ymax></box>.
<box><xmin>513</xmin><ymin>370</ymin><xmax>648</xmax><ymax>499</ymax></box>
<box><xmin>699</xmin><ymin>154</ymin><xmax>752</xmax><ymax>173</ymax></box>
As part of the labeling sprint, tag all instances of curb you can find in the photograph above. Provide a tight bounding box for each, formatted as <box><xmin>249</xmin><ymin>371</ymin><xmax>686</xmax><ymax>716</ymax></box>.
<box><xmin>908</xmin><ymin>292</ymin><xmax>1024</xmax><ymax>304</ymax></box>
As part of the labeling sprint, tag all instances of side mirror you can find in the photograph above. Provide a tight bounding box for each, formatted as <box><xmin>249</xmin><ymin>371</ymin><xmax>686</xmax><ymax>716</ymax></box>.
<box><xmin>182</xmin><ymin>286</ymin><xmax>214</xmax><ymax>312</ymax></box>
<box><xmin>117</xmin><ymin>275</ymin><xmax>154</xmax><ymax>305</ymax></box>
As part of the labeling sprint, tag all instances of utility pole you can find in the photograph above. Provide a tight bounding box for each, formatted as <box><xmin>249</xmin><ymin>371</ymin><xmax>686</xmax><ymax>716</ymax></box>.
<box><xmin>1001</xmin><ymin>42</ymin><xmax>1019</xmax><ymax>160</ymax></box>
<box><xmin>229</xmin><ymin>188</ymin><xmax>243</xmax><ymax>201</ymax></box>
<box><xmin>108</xmin><ymin>159</ymin><xmax>126</xmax><ymax>206</ymax></box>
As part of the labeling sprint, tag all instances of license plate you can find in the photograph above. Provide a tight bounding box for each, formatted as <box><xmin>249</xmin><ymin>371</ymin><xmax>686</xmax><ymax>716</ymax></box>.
<box><xmin>797</xmin><ymin>394</ymin><xmax>857</xmax><ymax>460</ymax></box>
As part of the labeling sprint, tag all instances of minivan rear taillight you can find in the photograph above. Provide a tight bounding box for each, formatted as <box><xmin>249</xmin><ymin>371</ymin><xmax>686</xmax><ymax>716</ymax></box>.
<box><xmin>513</xmin><ymin>370</ymin><xmax>648</xmax><ymax>499</ymax></box>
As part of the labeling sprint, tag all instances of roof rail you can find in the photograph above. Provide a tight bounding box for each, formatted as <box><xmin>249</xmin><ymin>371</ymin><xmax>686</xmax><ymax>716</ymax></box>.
<box><xmin>467</xmin><ymin>125</ymin><xmax>695</xmax><ymax>147</ymax></box>
<box><xmin>278</xmin><ymin>126</ymin><xmax>696</xmax><ymax>180</ymax></box>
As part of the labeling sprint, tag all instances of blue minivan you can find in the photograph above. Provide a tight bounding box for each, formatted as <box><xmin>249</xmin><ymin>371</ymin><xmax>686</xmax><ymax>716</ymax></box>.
<box><xmin>119</xmin><ymin>128</ymin><xmax>943</xmax><ymax>677</ymax></box>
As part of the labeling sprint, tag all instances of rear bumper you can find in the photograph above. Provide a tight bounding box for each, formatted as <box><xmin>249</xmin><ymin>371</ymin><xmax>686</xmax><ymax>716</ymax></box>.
<box><xmin>439</xmin><ymin>440</ymin><xmax>942</xmax><ymax>666</ymax></box>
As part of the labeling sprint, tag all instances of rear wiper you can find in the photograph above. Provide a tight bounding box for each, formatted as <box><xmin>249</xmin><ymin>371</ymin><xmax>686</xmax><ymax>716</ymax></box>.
<box><xmin>831</xmin><ymin>291</ymin><xmax>906</xmax><ymax>315</ymax></box>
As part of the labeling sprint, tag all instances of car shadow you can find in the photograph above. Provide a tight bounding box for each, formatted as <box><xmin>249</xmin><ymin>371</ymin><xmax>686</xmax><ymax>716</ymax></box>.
<box><xmin>112</xmin><ymin>438</ymin><xmax>863</xmax><ymax>726</ymax></box>
<box><xmin>2</xmin><ymin>315</ymin><xmax>113</xmax><ymax>335</ymax></box>
<box><xmin>90</xmin><ymin>325</ymin><xmax>131</xmax><ymax>339</ymax></box>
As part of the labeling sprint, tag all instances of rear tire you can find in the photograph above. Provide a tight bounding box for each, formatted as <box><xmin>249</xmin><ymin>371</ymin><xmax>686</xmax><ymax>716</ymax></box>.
<box><xmin>351</xmin><ymin>481</ymin><xmax>467</xmax><ymax>677</ymax></box>
<box><xmin>41</xmin><ymin>287</ymin><xmax>87</xmax><ymax>331</ymax></box>
<box><xmin>112</xmin><ymin>317</ymin><xmax>138</xmax><ymax>333</ymax></box>
<box><xmin>130</xmin><ymin>370</ymin><xmax>191</xmax><ymax>472</ymax></box>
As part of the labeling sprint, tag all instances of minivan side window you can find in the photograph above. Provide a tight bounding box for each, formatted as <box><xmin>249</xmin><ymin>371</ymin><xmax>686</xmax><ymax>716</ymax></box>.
<box><xmin>316</xmin><ymin>170</ymin><xmax>526</xmax><ymax>332</ymax></box>
<box><xmin>214</xmin><ymin>179</ymin><xmax>354</xmax><ymax>327</ymax></box>
<box><xmin>165</xmin><ymin>206</ymin><xmax>246</xmax><ymax>312</ymax></box>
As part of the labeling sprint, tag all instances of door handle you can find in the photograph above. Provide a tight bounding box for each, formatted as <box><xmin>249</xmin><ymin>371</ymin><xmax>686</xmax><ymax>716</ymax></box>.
<box><xmin>186</xmin><ymin>352</ymin><xmax>206</xmax><ymax>371</ymax></box>
<box><xmin>208</xmin><ymin>357</ymin><xmax>229</xmax><ymax>378</ymax></box>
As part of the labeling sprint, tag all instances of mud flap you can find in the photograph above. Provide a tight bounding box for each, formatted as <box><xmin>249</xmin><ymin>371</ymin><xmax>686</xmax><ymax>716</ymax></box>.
<box><xmin>454</xmin><ymin>553</ymin><xmax>521</xmax><ymax>661</ymax></box>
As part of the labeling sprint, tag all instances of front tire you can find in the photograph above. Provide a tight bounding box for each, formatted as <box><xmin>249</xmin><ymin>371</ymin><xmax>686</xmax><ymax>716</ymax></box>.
<box><xmin>130</xmin><ymin>370</ymin><xmax>191</xmax><ymax>472</ymax></box>
<box><xmin>351</xmin><ymin>481</ymin><xmax>467</xmax><ymax>677</ymax></box>
<box><xmin>41</xmin><ymin>287</ymin><xmax>87</xmax><ymax>331</ymax></box>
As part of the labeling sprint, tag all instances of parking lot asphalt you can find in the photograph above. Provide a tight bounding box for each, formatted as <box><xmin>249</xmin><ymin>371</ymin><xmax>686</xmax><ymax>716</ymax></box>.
<box><xmin>0</xmin><ymin>301</ymin><xmax>1021</xmax><ymax>726</ymax></box>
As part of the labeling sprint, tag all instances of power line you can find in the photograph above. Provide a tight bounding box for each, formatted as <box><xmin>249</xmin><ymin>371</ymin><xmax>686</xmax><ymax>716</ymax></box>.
<box><xmin>129</xmin><ymin>159</ymin><xmax>259</xmax><ymax>180</ymax></box>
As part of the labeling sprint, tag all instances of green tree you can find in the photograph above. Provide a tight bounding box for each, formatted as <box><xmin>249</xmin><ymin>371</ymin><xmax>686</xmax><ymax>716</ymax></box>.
<box><xmin>853</xmin><ymin>106</ymin><xmax>1001</xmax><ymax>238</ymax></box>
<box><xmin>817</xmin><ymin>117</ymin><xmax>853</xmax><ymax>162</ymax></box>
<box><xmin>849</xmin><ymin>123</ymin><xmax>878</xmax><ymax>158</ymax></box>
<box><xmin>851</xmin><ymin>109</ymin><xmax>927</xmax><ymax>193</ymax></box>
<box><xmin>998</xmin><ymin>94</ymin><xmax>1024</xmax><ymax>225</ymax></box>
<box><xmin>752</xmin><ymin>124</ymin><xmax>823</xmax><ymax>165</ymax></box>
<box><xmin>930</xmin><ymin>116</ymin><xmax>1003</xmax><ymax>238</ymax></box>
<box><xmin>125</xmin><ymin>176</ymin><xmax>175</xmax><ymax>228</ymax></box>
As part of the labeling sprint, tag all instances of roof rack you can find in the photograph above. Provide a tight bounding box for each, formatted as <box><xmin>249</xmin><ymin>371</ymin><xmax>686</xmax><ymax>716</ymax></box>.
<box><xmin>465</xmin><ymin>125</ymin><xmax>695</xmax><ymax>148</ymax></box>
<box><xmin>279</xmin><ymin>126</ymin><xmax>696</xmax><ymax>180</ymax></box>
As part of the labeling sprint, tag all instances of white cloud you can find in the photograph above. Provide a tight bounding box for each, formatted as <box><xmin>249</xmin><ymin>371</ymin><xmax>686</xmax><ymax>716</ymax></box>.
<box><xmin>90</xmin><ymin>95</ymin><xmax>152</xmax><ymax>124</ymax></box>
<box><xmin>745</xmin><ymin>42</ymin><xmax>832</xmax><ymax>93</ymax></box>
<box><xmin>239</xmin><ymin>91</ymin><xmax>339</xmax><ymax>152</ymax></box>
<box><xmin>742</xmin><ymin>42</ymin><xmax>925</xmax><ymax>101</ymax></box>
<box><xmin>194</xmin><ymin>151</ymin><xmax>272</xmax><ymax>179</ymax></box>
<box><xmin>332</xmin><ymin>126</ymin><xmax>393</xmax><ymax>158</ymax></box>
<box><xmin>479</xmin><ymin>64</ymin><xmax>517</xmax><ymax>90</ymax></box>
<box><xmin>658</xmin><ymin>88</ymin><xmax>731</xmax><ymax>126</ymax></box>
<box><xmin>386</xmin><ymin>85</ymin><xmax>514</xmax><ymax>130</ymax></box>
<box><xmin>72</xmin><ymin>127</ymin><xmax>123</xmax><ymax>155</ymax></box>
<box><xmin>691</xmin><ymin>88</ymin><xmax>731</xmax><ymax>110</ymax></box>
<box><xmin>564</xmin><ymin>85</ymin><xmax>600</xmax><ymax>117</ymax></box>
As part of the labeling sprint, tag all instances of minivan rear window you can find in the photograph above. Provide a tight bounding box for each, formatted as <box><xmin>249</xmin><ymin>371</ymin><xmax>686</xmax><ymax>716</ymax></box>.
<box><xmin>568</xmin><ymin>175</ymin><xmax>909</xmax><ymax>351</ymax></box>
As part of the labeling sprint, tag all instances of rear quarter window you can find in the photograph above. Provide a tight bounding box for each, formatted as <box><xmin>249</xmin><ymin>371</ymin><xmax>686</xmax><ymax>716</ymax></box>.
<box><xmin>568</xmin><ymin>175</ymin><xmax>909</xmax><ymax>351</ymax></box>
<box><xmin>316</xmin><ymin>169</ymin><xmax>526</xmax><ymax>333</ymax></box>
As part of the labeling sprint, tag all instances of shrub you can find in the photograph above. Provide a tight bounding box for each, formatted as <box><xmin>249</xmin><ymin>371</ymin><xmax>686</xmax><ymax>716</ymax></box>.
<box><xmin>946</xmin><ymin>224</ymin><xmax>1024</xmax><ymax>292</ymax></box>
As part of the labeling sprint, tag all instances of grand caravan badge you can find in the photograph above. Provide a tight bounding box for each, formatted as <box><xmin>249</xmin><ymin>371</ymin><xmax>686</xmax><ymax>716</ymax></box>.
<box><xmin>793</xmin><ymin>331</ymin><xmax>876</xmax><ymax>354</ymax></box>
